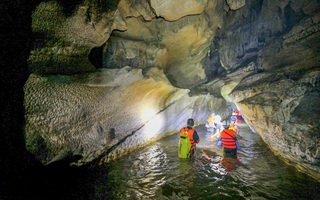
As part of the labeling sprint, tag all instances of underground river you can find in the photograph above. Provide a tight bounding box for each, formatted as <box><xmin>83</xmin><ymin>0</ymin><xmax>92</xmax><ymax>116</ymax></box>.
<box><xmin>4</xmin><ymin>122</ymin><xmax>320</xmax><ymax>199</ymax></box>
<box><xmin>81</xmin><ymin>122</ymin><xmax>320</xmax><ymax>199</ymax></box>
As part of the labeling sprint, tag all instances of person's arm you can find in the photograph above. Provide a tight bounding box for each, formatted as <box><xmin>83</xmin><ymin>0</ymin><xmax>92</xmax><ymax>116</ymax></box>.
<box><xmin>193</xmin><ymin>130</ymin><xmax>200</xmax><ymax>143</ymax></box>
<box><xmin>233</xmin><ymin>131</ymin><xmax>238</xmax><ymax>140</ymax></box>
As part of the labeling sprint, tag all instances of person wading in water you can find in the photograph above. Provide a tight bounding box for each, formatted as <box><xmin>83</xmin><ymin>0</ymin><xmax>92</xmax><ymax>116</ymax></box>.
<box><xmin>220</xmin><ymin>122</ymin><xmax>239</xmax><ymax>157</ymax></box>
<box><xmin>178</xmin><ymin>118</ymin><xmax>200</xmax><ymax>158</ymax></box>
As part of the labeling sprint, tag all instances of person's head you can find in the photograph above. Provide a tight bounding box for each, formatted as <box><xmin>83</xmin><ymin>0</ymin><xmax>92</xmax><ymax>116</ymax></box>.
<box><xmin>223</xmin><ymin>121</ymin><xmax>230</xmax><ymax>129</ymax></box>
<box><xmin>187</xmin><ymin>118</ymin><xmax>194</xmax><ymax>127</ymax></box>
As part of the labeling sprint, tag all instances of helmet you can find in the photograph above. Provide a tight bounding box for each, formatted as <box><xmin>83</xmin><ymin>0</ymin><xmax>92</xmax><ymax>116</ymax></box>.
<box><xmin>187</xmin><ymin>118</ymin><xmax>194</xmax><ymax>127</ymax></box>
<box><xmin>223</xmin><ymin>121</ymin><xmax>230</xmax><ymax>129</ymax></box>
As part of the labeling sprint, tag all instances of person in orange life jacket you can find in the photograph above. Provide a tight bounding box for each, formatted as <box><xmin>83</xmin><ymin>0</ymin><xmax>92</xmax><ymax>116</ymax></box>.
<box><xmin>180</xmin><ymin>118</ymin><xmax>200</xmax><ymax>156</ymax></box>
<box><xmin>220</xmin><ymin>122</ymin><xmax>238</xmax><ymax>157</ymax></box>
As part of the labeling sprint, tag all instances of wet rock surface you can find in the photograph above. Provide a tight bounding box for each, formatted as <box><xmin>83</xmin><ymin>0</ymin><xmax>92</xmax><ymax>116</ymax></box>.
<box><xmin>20</xmin><ymin>0</ymin><xmax>320</xmax><ymax>179</ymax></box>
<box><xmin>24</xmin><ymin>67</ymin><xmax>226</xmax><ymax>165</ymax></box>
<box><xmin>229</xmin><ymin>70</ymin><xmax>320</xmax><ymax>178</ymax></box>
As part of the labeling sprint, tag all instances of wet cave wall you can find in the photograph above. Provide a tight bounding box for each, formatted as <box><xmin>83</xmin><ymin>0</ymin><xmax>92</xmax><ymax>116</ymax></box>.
<box><xmin>1</xmin><ymin>0</ymin><xmax>320</xmax><ymax>181</ymax></box>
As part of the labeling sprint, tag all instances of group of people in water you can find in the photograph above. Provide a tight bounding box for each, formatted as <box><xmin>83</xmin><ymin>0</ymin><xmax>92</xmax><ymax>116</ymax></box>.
<box><xmin>178</xmin><ymin>110</ymin><xmax>241</xmax><ymax>159</ymax></box>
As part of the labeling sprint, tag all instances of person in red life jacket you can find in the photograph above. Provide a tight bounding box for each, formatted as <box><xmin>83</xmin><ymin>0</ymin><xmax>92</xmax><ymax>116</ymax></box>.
<box><xmin>232</xmin><ymin>109</ymin><xmax>240</xmax><ymax>116</ymax></box>
<box><xmin>180</xmin><ymin>118</ymin><xmax>200</xmax><ymax>156</ymax></box>
<box><xmin>220</xmin><ymin>122</ymin><xmax>238</xmax><ymax>157</ymax></box>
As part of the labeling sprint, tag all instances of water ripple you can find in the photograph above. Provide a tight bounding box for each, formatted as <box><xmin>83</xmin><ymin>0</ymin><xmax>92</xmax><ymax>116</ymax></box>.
<box><xmin>99</xmin><ymin>124</ymin><xmax>320</xmax><ymax>199</ymax></box>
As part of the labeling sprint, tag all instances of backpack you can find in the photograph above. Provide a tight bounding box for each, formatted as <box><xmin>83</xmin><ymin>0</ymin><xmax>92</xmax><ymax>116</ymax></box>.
<box><xmin>178</xmin><ymin>129</ymin><xmax>191</xmax><ymax>158</ymax></box>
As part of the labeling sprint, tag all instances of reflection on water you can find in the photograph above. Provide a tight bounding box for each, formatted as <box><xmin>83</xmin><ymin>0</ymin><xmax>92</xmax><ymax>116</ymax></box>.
<box><xmin>90</xmin><ymin>123</ymin><xmax>320</xmax><ymax>199</ymax></box>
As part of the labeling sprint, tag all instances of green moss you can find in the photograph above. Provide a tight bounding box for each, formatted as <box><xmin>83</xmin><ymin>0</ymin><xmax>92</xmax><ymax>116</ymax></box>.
<box><xmin>32</xmin><ymin>1</ymin><xmax>65</xmax><ymax>32</ymax></box>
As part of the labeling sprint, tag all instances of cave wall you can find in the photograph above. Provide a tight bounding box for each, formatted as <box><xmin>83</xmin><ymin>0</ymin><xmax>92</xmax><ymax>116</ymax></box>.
<box><xmin>24</xmin><ymin>67</ymin><xmax>227</xmax><ymax>165</ymax></box>
<box><xmin>21</xmin><ymin>0</ymin><xmax>320</xmax><ymax>180</ymax></box>
<box><xmin>25</xmin><ymin>0</ymin><xmax>232</xmax><ymax>167</ymax></box>
<box><xmin>220</xmin><ymin>0</ymin><xmax>320</xmax><ymax>179</ymax></box>
<box><xmin>28</xmin><ymin>0</ymin><xmax>124</xmax><ymax>74</ymax></box>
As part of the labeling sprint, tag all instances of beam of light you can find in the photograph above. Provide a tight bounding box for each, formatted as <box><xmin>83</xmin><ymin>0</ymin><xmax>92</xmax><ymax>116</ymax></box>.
<box><xmin>140</xmin><ymin>107</ymin><xmax>156</xmax><ymax>122</ymax></box>
<box><xmin>139</xmin><ymin>106</ymin><xmax>165</xmax><ymax>141</ymax></box>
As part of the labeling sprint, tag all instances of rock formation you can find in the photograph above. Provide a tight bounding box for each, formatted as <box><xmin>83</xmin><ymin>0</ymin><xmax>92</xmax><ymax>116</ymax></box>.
<box><xmin>24</xmin><ymin>67</ymin><xmax>226</xmax><ymax>165</ymax></box>
<box><xmin>22</xmin><ymin>0</ymin><xmax>320</xmax><ymax>180</ymax></box>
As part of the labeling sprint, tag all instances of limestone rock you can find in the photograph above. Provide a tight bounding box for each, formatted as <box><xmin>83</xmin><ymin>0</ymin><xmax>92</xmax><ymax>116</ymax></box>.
<box><xmin>29</xmin><ymin>0</ymin><xmax>122</xmax><ymax>74</ymax></box>
<box><xmin>226</xmin><ymin>0</ymin><xmax>246</xmax><ymax>10</ymax></box>
<box><xmin>118</xmin><ymin>0</ymin><xmax>155</xmax><ymax>21</ymax></box>
<box><xmin>24</xmin><ymin>0</ymin><xmax>320</xmax><ymax>180</ymax></box>
<box><xmin>230</xmin><ymin>70</ymin><xmax>320</xmax><ymax>179</ymax></box>
<box><xmin>150</xmin><ymin>0</ymin><xmax>208</xmax><ymax>21</ymax></box>
<box><xmin>24</xmin><ymin>67</ymin><xmax>226</xmax><ymax>165</ymax></box>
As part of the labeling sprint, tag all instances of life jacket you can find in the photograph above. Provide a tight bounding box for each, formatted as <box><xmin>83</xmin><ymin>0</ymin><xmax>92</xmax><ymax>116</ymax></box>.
<box><xmin>221</xmin><ymin>129</ymin><xmax>237</xmax><ymax>149</ymax></box>
<box><xmin>178</xmin><ymin>127</ymin><xmax>197</xmax><ymax>158</ymax></box>
<box><xmin>206</xmin><ymin>116</ymin><xmax>214</xmax><ymax>127</ymax></box>
<box><xmin>230</xmin><ymin>123</ymin><xmax>239</xmax><ymax>134</ymax></box>
<box><xmin>180</xmin><ymin>127</ymin><xmax>197</xmax><ymax>147</ymax></box>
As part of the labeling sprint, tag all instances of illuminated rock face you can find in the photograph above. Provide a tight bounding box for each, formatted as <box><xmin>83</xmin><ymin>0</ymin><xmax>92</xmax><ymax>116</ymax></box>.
<box><xmin>25</xmin><ymin>0</ymin><xmax>320</xmax><ymax>179</ymax></box>
<box><xmin>24</xmin><ymin>67</ymin><xmax>227</xmax><ymax>165</ymax></box>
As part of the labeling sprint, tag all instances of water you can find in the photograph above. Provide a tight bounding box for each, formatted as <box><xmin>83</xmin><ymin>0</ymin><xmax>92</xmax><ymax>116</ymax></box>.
<box><xmin>3</xmin><ymin>123</ymin><xmax>319</xmax><ymax>199</ymax></box>
<box><xmin>88</xmin><ymin>123</ymin><xmax>320</xmax><ymax>200</ymax></box>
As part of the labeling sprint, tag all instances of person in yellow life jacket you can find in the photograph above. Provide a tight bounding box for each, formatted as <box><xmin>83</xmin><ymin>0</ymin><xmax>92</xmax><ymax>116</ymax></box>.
<box><xmin>220</xmin><ymin>122</ymin><xmax>238</xmax><ymax>157</ymax></box>
<box><xmin>205</xmin><ymin>114</ymin><xmax>215</xmax><ymax>132</ymax></box>
<box><xmin>229</xmin><ymin>122</ymin><xmax>239</xmax><ymax>134</ymax></box>
<box><xmin>206</xmin><ymin>113</ymin><xmax>222</xmax><ymax>138</ymax></box>
<box><xmin>179</xmin><ymin>118</ymin><xmax>200</xmax><ymax>158</ymax></box>
<box><xmin>230</xmin><ymin>115</ymin><xmax>240</xmax><ymax>134</ymax></box>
